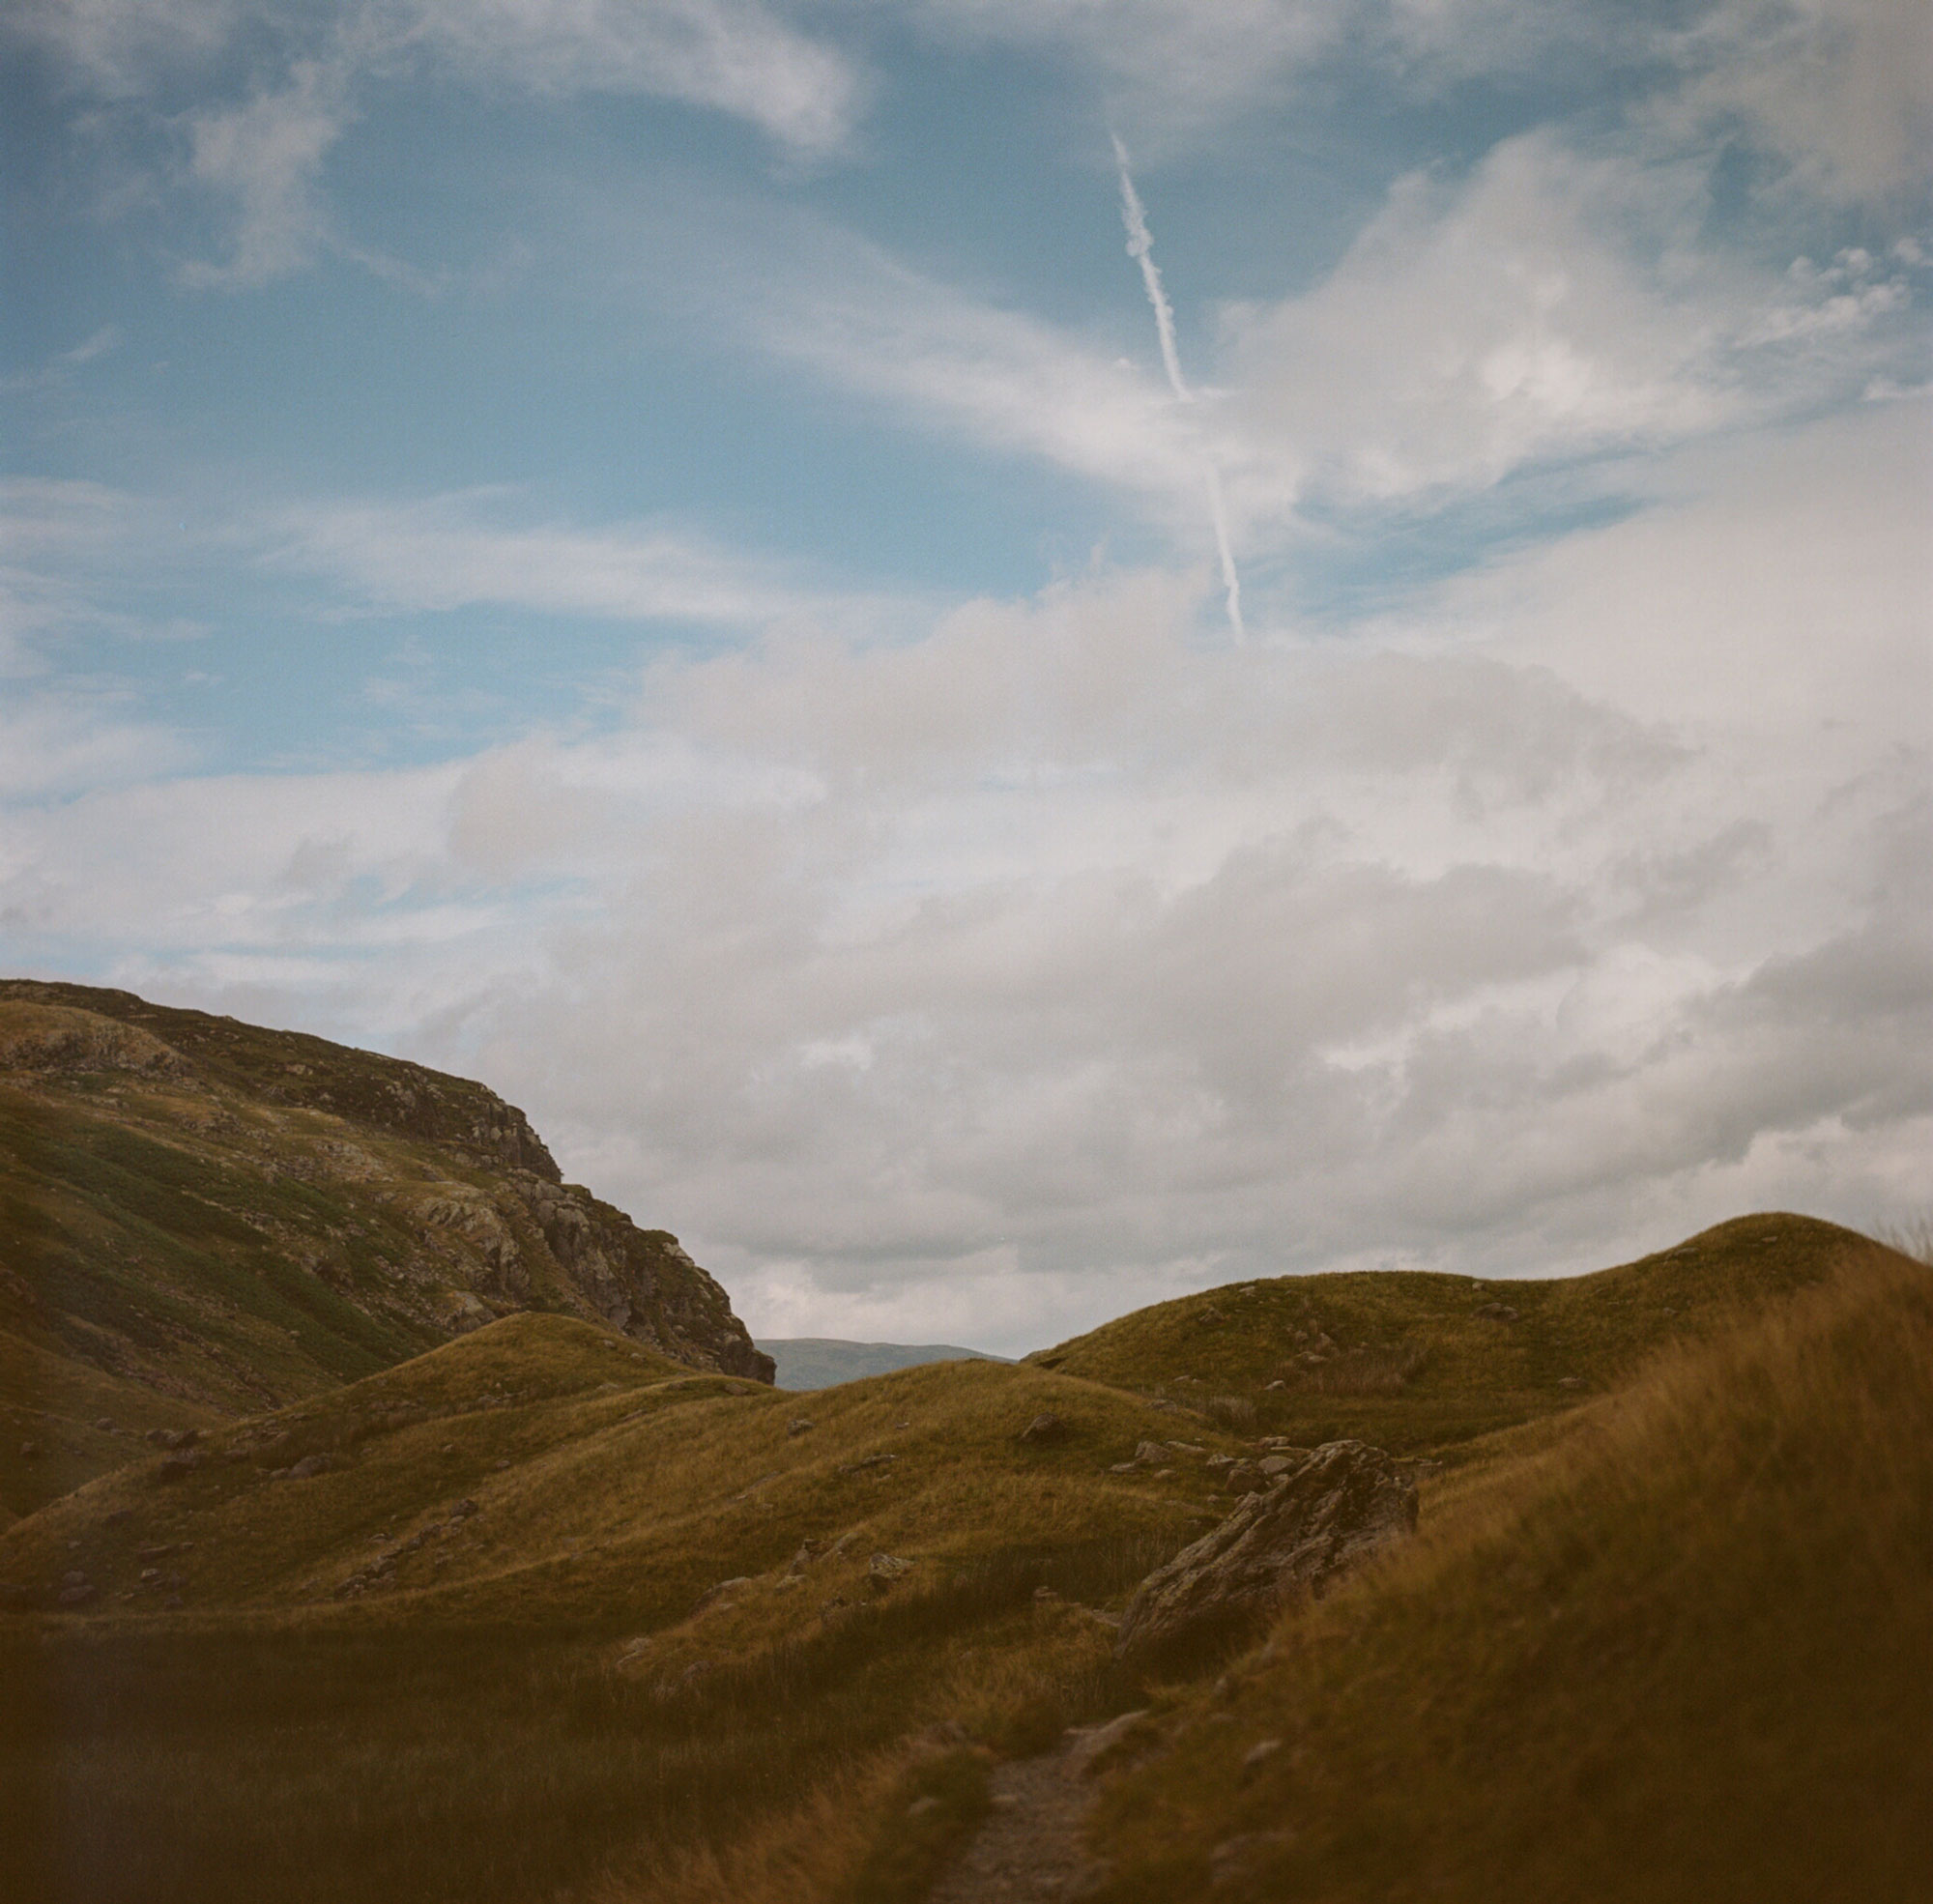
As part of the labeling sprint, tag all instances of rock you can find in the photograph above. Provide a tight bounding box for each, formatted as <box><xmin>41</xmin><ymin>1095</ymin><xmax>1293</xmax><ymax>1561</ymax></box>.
<box><xmin>838</xmin><ymin>1451</ymin><xmax>897</xmax><ymax>1476</ymax></box>
<box><xmin>1256</xmin><ymin>1456</ymin><xmax>1294</xmax><ymax>1478</ymax></box>
<box><xmin>1166</xmin><ymin>1441</ymin><xmax>1205</xmax><ymax>1455</ymax></box>
<box><xmin>145</xmin><ymin>1428</ymin><xmax>199</xmax><ymax>1451</ymax></box>
<box><xmin>867</xmin><ymin>1552</ymin><xmax>915</xmax><ymax>1594</ymax></box>
<box><xmin>1017</xmin><ymin>1412</ymin><xmax>1069</xmax><ymax>1447</ymax></box>
<box><xmin>1475</xmin><ymin>1302</ymin><xmax>1519</xmax><ymax>1321</ymax></box>
<box><xmin>1134</xmin><ymin>1440</ymin><xmax>1168</xmax><ymax>1464</ymax></box>
<box><xmin>787</xmin><ymin>1418</ymin><xmax>817</xmax><ymax>1438</ymax></box>
<box><xmin>56</xmin><ymin>1582</ymin><xmax>99</xmax><ymax>1608</ymax></box>
<box><xmin>1109</xmin><ymin>1461</ymin><xmax>1140</xmax><ymax>1475</ymax></box>
<box><xmin>1241</xmin><ymin>1737</ymin><xmax>1284</xmax><ymax>1774</ymax></box>
<box><xmin>1221</xmin><ymin>1461</ymin><xmax>1258</xmax><ymax>1491</ymax></box>
<box><xmin>693</xmin><ymin>1576</ymin><xmax>753</xmax><ymax>1613</ymax></box>
<box><xmin>155</xmin><ymin>1449</ymin><xmax>203</xmax><ymax>1483</ymax></box>
<box><xmin>1264</xmin><ymin>1378</ymin><xmax>1287</xmax><ymax>1391</ymax></box>
<box><xmin>92</xmin><ymin>1418</ymin><xmax>117</xmax><ymax>1433</ymax></box>
<box><xmin>285</xmin><ymin>1453</ymin><xmax>335</xmax><ymax>1480</ymax></box>
<box><xmin>1115</xmin><ymin>1440</ymin><xmax>1417</xmax><ymax>1669</ymax></box>
<box><xmin>1557</xmin><ymin>1376</ymin><xmax>1584</xmax><ymax>1390</ymax></box>
<box><xmin>1205</xmin><ymin>1453</ymin><xmax>1235</xmax><ymax>1468</ymax></box>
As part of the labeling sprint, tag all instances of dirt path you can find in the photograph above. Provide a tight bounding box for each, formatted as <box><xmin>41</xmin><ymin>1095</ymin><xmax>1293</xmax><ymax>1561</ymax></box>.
<box><xmin>927</xmin><ymin>1711</ymin><xmax>1147</xmax><ymax>1904</ymax></box>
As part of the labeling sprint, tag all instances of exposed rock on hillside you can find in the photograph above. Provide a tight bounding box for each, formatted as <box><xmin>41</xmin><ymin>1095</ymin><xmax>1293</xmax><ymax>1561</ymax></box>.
<box><xmin>1115</xmin><ymin>1438</ymin><xmax>1416</xmax><ymax>1668</ymax></box>
<box><xmin>0</xmin><ymin>981</ymin><xmax>771</xmax><ymax>1515</ymax></box>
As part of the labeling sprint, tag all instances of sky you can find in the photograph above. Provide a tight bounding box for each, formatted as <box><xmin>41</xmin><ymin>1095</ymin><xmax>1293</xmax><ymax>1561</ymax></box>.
<box><xmin>3</xmin><ymin>0</ymin><xmax>1929</xmax><ymax>1355</ymax></box>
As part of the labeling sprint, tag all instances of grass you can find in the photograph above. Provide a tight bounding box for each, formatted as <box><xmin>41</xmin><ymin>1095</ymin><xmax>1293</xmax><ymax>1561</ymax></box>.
<box><xmin>0</xmin><ymin>1315</ymin><xmax>1225</xmax><ymax>1904</ymax></box>
<box><xmin>1081</xmin><ymin>1239</ymin><xmax>1933</xmax><ymax>1904</ymax></box>
<box><xmin>4</xmin><ymin>1163</ymin><xmax>1919</xmax><ymax>1904</ymax></box>
<box><xmin>1026</xmin><ymin>1212</ymin><xmax>1861</xmax><ymax>1454</ymax></box>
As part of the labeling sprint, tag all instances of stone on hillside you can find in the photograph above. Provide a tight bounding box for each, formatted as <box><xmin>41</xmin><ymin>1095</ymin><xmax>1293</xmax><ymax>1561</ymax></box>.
<box><xmin>867</xmin><ymin>1551</ymin><xmax>915</xmax><ymax>1594</ymax></box>
<box><xmin>1557</xmin><ymin>1376</ymin><xmax>1584</xmax><ymax>1390</ymax></box>
<box><xmin>1475</xmin><ymin>1302</ymin><xmax>1520</xmax><ymax>1321</ymax></box>
<box><xmin>787</xmin><ymin>1418</ymin><xmax>817</xmax><ymax>1438</ymax></box>
<box><xmin>155</xmin><ymin>1449</ymin><xmax>204</xmax><ymax>1483</ymax></box>
<box><xmin>1134</xmin><ymin>1440</ymin><xmax>1167</xmax><ymax>1464</ymax></box>
<box><xmin>1256</xmin><ymin>1456</ymin><xmax>1294</xmax><ymax>1477</ymax></box>
<box><xmin>1017</xmin><ymin>1412</ymin><xmax>1069</xmax><ymax>1447</ymax></box>
<box><xmin>1221</xmin><ymin>1462</ymin><xmax>1258</xmax><ymax>1492</ymax></box>
<box><xmin>1115</xmin><ymin>1439</ymin><xmax>1417</xmax><ymax>1668</ymax></box>
<box><xmin>284</xmin><ymin>1453</ymin><xmax>335</xmax><ymax>1480</ymax></box>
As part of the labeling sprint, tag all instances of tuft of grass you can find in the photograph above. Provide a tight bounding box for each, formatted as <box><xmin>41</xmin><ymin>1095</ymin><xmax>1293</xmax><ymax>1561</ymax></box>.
<box><xmin>844</xmin><ymin>1747</ymin><xmax>993</xmax><ymax>1904</ymax></box>
<box><xmin>1083</xmin><ymin>1247</ymin><xmax>1933</xmax><ymax>1904</ymax></box>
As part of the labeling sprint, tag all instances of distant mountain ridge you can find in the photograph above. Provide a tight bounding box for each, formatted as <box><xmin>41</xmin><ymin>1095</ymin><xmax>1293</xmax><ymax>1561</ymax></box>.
<box><xmin>756</xmin><ymin>1337</ymin><xmax>1011</xmax><ymax>1390</ymax></box>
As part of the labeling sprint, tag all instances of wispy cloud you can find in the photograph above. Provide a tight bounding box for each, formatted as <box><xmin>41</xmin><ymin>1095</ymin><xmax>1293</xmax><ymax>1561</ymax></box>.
<box><xmin>262</xmin><ymin>489</ymin><xmax>911</xmax><ymax>632</ymax></box>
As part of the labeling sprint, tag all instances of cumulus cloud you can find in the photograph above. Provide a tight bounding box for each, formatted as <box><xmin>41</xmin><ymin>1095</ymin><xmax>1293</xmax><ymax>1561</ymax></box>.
<box><xmin>6</xmin><ymin>404</ymin><xmax>1922</xmax><ymax>1349</ymax></box>
<box><xmin>1218</xmin><ymin>130</ymin><xmax>1926</xmax><ymax>514</ymax></box>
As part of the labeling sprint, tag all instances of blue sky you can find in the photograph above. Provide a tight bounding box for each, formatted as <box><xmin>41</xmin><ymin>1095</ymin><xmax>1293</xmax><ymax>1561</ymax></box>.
<box><xmin>4</xmin><ymin>0</ymin><xmax>1930</xmax><ymax>1350</ymax></box>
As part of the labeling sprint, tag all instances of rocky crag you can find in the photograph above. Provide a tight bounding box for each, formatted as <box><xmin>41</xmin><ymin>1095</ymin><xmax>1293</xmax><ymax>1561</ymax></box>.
<box><xmin>0</xmin><ymin>981</ymin><xmax>769</xmax><ymax>1519</ymax></box>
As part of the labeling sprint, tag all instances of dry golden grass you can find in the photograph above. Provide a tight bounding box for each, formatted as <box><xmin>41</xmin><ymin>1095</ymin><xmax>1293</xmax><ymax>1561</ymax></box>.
<box><xmin>5</xmin><ymin>1217</ymin><xmax>1918</xmax><ymax>1904</ymax></box>
<box><xmin>1082</xmin><ymin>1240</ymin><xmax>1933</xmax><ymax>1903</ymax></box>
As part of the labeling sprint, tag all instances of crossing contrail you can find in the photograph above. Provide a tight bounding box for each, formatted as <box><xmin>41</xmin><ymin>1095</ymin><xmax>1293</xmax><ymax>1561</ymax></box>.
<box><xmin>1112</xmin><ymin>134</ymin><xmax>1245</xmax><ymax>642</ymax></box>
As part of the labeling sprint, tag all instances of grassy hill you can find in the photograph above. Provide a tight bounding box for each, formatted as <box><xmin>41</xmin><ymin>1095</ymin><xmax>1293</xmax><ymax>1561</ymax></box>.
<box><xmin>1025</xmin><ymin>1212</ymin><xmax>1859</xmax><ymax>1453</ymax></box>
<box><xmin>2</xmin><ymin>1213</ymin><xmax>1922</xmax><ymax>1904</ymax></box>
<box><xmin>1077</xmin><ymin>1241</ymin><xmax>1933</xmax><ymax>1904</ymax></box>
<box><xmin>0</xmin><ymin>984</ymin><xmax>770</xmax><ymax>1524</ymax></box>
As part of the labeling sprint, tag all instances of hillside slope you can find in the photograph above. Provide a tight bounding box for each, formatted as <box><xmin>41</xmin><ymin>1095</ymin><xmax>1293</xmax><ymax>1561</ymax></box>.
<box><xmin>0</xmin><ymin>982</ymin><xmax>770</xmax><ymax>1521</ymax></box>
<box><xmin>1080</xmin><ymin>1244</ymin><xmax>1933</xmax><ymax>1904</ymax></box>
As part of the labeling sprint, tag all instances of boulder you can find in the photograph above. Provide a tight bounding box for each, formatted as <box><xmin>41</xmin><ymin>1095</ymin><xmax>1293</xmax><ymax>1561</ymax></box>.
<box><xmin>1114</xmin><ymin>1439</ymin><xmax>1417</xmax><ymax>1669</ymax></box>
<box><xmin>1017</xmin><ymin>1412</ymin><xmax>1069</xmax><ymax>1447</ymax></box>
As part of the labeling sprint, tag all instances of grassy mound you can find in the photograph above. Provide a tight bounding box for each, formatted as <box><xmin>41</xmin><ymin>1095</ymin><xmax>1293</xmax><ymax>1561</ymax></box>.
<box><xmin>1026</xmin><ymin>1212</ymin><xmax>1865</xmax><ymax>1453</ymax></box>
<box><xmin>1082</xmin><ymin>1242</ymin><xmax>1933</xmax><ymax>1903</ymax></box>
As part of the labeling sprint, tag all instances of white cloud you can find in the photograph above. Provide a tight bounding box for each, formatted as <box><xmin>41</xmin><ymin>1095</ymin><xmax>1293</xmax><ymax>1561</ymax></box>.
<box><xmin>262</xmin><ymin>488</ymin><xmax>908</xmax><ymax>630</ymax></box>
<box><xmin>1218</xmin><ymin>130</ymin><xmax>1925</xmax><ymax>512</ymax></box>
<box><xmin>7</xmin><ymin>405</ymin><xmax>1921</xmax><ymax>1351</ymax></box>
<box><xmin>406</xmin><ymin>0</ymin><xmax>864</xmax><ymax>157</ymax></box>
<box><xmin>178</xmin><ymin>57</ymin><xmax>354</xmax><ymax>288</ymax></box>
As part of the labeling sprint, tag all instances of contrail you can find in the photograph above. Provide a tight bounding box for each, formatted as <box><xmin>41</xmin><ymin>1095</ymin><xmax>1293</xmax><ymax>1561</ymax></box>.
<box><xmin>1112</xmin><ymin>134</ymin><xmax>1245</xmax><ymax>642</ymax></box>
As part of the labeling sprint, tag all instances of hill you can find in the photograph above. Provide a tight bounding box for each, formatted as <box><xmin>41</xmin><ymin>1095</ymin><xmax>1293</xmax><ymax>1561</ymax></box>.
<box><xmin>759</xmin><ymin>1339</ymin><xmax>1011</xmax><ymax>1390</ymax></box>
<box><xmin>0</xmin><ymin>981</ymin><xmax>770</xmax><ymax>1524</ymax></box>
<box><xmin>1077</xmin><ymin>1241</ymin><xmax>1933</xmax><ymax>1904</ymax></box>
<box><xmin>4</xmin><ymin>1209</ymin><xmax>1920</xmax><ymax>1904</ymax></box>
<box><xmin>1024</xmin><ymin>1212</ymin><xmax>1859</xmax><ymax>1454</ymax></box>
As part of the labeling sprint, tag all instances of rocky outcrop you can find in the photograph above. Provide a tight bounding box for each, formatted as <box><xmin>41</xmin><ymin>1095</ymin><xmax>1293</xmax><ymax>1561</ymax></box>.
<box><xmin>0</xmin><ymin>981</ymin><xmax>562</xmax><ymax>1180</ymax></box>
<box><xmin>1114</xmin><ymin>1439</ymin><xmax>1416</xmax><ymax>1668</ymax></box>
<box><xmin>0</xmin><ymin>980</ymin><xmax>774</xmax><ymax>1424</ymax></box>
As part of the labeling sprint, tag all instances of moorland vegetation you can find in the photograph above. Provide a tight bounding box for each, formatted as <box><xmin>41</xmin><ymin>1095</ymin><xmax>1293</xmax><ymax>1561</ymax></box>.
<box><xmin>1</xmin><ymin>985</ymin><xmax>1925</xmax><ymax>1903</ymax></box>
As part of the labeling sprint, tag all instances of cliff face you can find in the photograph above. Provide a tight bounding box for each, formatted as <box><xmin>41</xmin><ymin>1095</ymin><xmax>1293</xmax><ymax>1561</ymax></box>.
<box><xmin>0</xmin><ymin>981</ymin><xmax>770</xmax><ymax>1516</ymax></box>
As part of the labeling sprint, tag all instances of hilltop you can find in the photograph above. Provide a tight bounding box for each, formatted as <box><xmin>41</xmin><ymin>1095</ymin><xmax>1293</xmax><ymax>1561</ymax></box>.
<box><xmin>0</xmin><ymin>981</ymin><xmax>769</xmax><ymax>1523</ymax></box>
<box><xmin>1024</xmin><ymin>1212</ymin><xmax>1860</xmax><ymax>1452</ymax></box>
